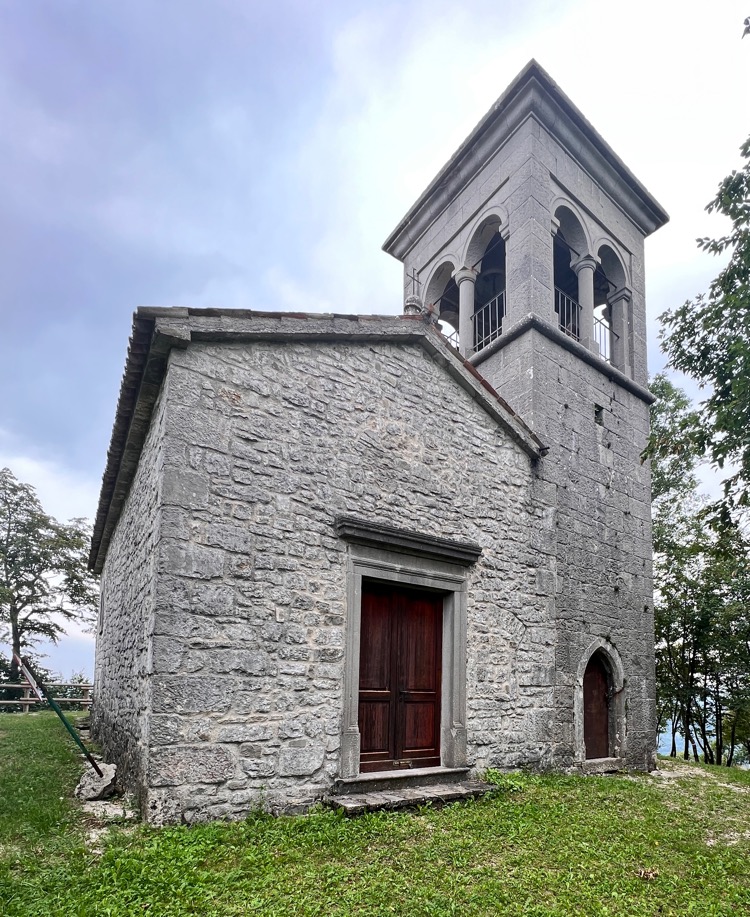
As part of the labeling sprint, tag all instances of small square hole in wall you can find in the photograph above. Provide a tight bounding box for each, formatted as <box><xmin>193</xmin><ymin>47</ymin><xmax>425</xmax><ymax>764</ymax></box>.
<box><xmin>594</xmin><ymin>404</ymin><xmax>604</xmax><ymax>426</ymax></box>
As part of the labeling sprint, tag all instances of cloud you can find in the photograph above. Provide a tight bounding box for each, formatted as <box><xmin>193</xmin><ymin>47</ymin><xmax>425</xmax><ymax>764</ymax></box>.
<box><xmin>0</xmin><ymin>0</ymin><xmax>746</xmax><ymax>513</ymax></box>
<box><xmin>0</xmin><ymin>630</ymin><xmax>95</xmax><ymax>680</ymax></box>
<box><xmin>0</xmin><ymin>430</ymin><xmax>99</xmax><ymax>679</ymax></box>
<box><xmin>0</xmin><ymin>427</ymin><xmax>100</xmax><ymax>522</ymax></box>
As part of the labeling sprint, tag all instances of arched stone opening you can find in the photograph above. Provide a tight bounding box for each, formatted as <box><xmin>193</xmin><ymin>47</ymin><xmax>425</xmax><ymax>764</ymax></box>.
<box><xmin>468</xmin><ymin>217</ymin><xmax>506</xmax><ymax>352</ymax></box>
<box><xmin>424</xmin><ymin>261</ymin><xmax>459</xmax><ymax>344</ymax></box>
<box><xmin>596</xmin><ymin>244</ymin><xmax>630</xmax><ymax>371</ymax></box>
<box><xmin>583</xmin><ymin>652</ymin><xmax>610</xmax><ymax>758</ymax></box>
<box><xmin>574</xmin><ymin>639</ymin><xmax>626</xmax><ymax>767</ymax></box>
<box><xmin>552</xmin><ymin>206</ymin><xmax>589</xmax><ymax>341</ymax></box>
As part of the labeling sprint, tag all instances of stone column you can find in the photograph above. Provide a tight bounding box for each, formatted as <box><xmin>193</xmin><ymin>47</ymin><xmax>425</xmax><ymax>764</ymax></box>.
<box><xmin>453</xmin><ymin>267</ymin><xmax>477</xmax><ymax>357</ymax></box>
<box><xmin>550</xmin><ymin>217</ymin><xmax>561</xmax><ymax>326</ymax></box>
<box><xmin>572</xmin><ymin>255</ymin><xmax>598</xmax><ymax>353</ymax></box>
<box><xmin>609</xmin><ymin>287</ymin><xmax>632</xmax><ymax>376</ymax></box>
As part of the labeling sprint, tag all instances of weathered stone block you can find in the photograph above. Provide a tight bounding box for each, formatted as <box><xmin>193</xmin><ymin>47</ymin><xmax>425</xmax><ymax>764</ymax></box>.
<box><xmin>149</xmin><ymin>745</ymin><xmax>235</xmax><ymax>787</ymax></box>
<box><xmin>161</xmin><ymin>469</ymin><xmax>209</xmax><ymax>509</ymax></box>
<box><xmin>151</xmin><ymin>676</ymin><xmax>235</xmax><ymax>714</ymax></box>
<box><xmin>216</xmin><ymin>723</ymin><xmax>275</xmax><ymax>743</ymax></box>
<box><xmin>192</xmin><ymin>583</ymin><xmax>235</xmax><ymax>616</ymax></box>
<box><xmin>277</xmin><ymin>745</ymin><xmax>326</xmax><ymax>776</ymax></box>
<box><xmin>150</xmin><ymin>715</ymin><xmax>214</xmax><ymax>746</ymax></box>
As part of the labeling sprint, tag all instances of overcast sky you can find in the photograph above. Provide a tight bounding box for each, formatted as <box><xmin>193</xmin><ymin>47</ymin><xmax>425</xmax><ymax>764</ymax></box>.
<box><xmin>1</xmin><ymin>0</ymin><xmax>748</xmax><ymax>676</ymax></box>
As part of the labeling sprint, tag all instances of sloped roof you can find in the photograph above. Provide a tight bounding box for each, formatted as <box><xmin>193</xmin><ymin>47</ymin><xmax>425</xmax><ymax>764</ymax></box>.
<box><xmin>89</xmin><ymin>307</ymin><xmax>545</xmax><ymax>573</ymax></box>
<box><xmin>383</xmin><ymin>60</ymin><xmax>669</xmax><ymax>261</ymax></box>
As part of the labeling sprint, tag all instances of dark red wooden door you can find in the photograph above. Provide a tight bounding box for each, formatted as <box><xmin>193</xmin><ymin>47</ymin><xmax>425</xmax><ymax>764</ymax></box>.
<box><xmin>583</xmin><ymin>654</ymin><xmax>610</xmax><ymax>759</ymax></box>
<box><xmin>358</xmin><ymin>583</ymin><xmax>442</xmax><ymax>772</ymax></box>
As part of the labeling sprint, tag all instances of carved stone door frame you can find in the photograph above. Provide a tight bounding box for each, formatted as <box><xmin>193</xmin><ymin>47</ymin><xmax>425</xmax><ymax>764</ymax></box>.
<box><xmin>336</xmin><ymin>516</ymin><xmax>481</xmax><ymax>780</ymax></box>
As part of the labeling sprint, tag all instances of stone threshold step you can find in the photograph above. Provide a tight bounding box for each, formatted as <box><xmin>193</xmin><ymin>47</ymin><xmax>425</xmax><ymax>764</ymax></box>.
<box><xmin>327</xmin><ymin>780</ymin><xmax>493</xmax><ymax>816</ymax></box>
<box><xmin>333</xmin><ymin>766</ymin><xmax>470</xmax><ymax>796</ymax></box>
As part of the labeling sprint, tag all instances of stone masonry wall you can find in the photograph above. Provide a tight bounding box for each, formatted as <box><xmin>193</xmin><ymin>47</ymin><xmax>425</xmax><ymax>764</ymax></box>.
<box><xmin>479</xmin><ymin>330</ymin><xmax>655</xmax><ymax>769</ymax></box>
<box><xmin>142</xmin><ymin>338</ymin><xmax>553</xmax><ymax>823</ymax></box>
<box><xmin>92</xmin><ymin>383</ymin><xmax>168</xmax><ymax>791</ymax></box>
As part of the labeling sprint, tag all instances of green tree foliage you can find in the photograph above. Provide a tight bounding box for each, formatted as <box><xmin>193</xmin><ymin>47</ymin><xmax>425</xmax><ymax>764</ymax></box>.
<box><xmin>687</xmin><ymin>523</ymin><xmax>750</xmax><ymax>764</ymax></box>
<box><xmin>648</xmin><ymin>375</ymin><xmax>700</xmax><ymax>506</ymax></box>
<box><xmin>658</xmin><ymin>136</ymin><xmax>750</xmax><ymax>518</ymax></box>
<box><xmin>650</xmin><ymin>380</ymin><xmax>750</xmax><ymax>765</ymax></box>
<box><xmin>0</xmin><ymin>468</ymin><xmax>98</xmax><ymax>682</ymax></box>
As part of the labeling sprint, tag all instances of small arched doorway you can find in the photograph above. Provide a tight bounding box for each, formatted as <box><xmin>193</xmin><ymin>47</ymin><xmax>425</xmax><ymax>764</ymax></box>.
<box><xmin>583</xmin><ymin>652</ymin><xmax>610</xmax><ymax>759</ymax></box>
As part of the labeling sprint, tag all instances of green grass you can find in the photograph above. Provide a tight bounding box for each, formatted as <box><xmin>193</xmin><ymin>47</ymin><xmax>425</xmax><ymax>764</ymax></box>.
<box><xmin>1</xmin><ymin>714</ymin><xmax>749</xmax><ymax>916</ymax></box>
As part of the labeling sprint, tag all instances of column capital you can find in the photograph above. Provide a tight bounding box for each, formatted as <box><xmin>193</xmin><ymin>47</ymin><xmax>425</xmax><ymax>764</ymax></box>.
<box><xmin>571</xmin><ymin>254</ymin><xmax>599</xmax><ymax>275</ymax></box>
<box><xmin>609</xmin><ymin>286</ymin><xmax>632</xmax><ymax>305</ymax></box>
<box><xmin>550</xmin><ymin>217</ymin><xmax>561</xmax><ymax>237</ymax></box>
<box><xmin>452</xmin><ymin>266</ymin><xmax>477</xmax><ymax>285</ymax></box>
<box><xmin>500</xmin><ymin>224</ymin><xmax>511</xmax><ymax>242</ymax></box>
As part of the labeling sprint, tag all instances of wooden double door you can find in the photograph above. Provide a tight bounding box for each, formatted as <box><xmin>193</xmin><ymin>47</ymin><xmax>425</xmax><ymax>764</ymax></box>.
<box><xmin>358</xmin><ymin>583</ymin><xmax>443</xmax><ymax>772</ymax></box>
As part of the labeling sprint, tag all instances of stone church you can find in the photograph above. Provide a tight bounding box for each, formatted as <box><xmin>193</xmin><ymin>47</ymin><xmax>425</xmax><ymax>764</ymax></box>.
<box><xmin>90</xmin><ymin>61</ymin><xmax>668</xmax><ymax>824</ymax></box>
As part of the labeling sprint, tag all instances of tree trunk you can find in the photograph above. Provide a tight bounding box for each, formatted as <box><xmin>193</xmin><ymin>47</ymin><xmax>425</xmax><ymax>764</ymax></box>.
<box><xmin>689</xmin><ymin>732</ymin><xmax>700</xmax><ymax>762</ymax></box>
<box><xmin>726</xmin><ymin>718</ymin><xmax>736</xmax><ymax>767</ymax></box>
<box><xmin>9</xmin><ymin>606</ymin><xmax>20</xmax><ymax>682</ymax></box>
<box><xmin>682</xmin><ymin>707</ymin><xmax>691</xmax><ymax>760</ymax></box>
<box><xmin>700</xmin><ymin>675</ymin><xmax>714</xmax><ymax>764</ymax></box>
<box><xmin>714</xmin><ymin>673</ymin><xmax>723</xmax><ymax>767</ymax></box>
<box><xmin>700</xmin><ymin>717</ymin><xmax>714</xmax><ymax>764</ymax></box>
<box><xmin>693</xmin><ymin>700</ymin><xmax>713</xmax><ymax>764</ymax></box>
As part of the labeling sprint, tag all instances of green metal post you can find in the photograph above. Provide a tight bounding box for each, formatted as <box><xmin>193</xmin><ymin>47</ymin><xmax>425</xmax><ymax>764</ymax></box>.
<box><xmin>14</xmin><ymin>654</ymin><xmax>103</xmax><ymax>778</ymax></box>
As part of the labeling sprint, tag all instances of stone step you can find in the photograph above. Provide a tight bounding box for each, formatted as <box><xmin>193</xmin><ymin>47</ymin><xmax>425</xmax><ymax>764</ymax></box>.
<box><xmin>327</xmin><ymin>779</ymin><xmax>493</xmax><ymax>816</ymax></box>
<box><xmin>332</xmin><ymin>765</ymin><xmax>471</xmax><ymax>796</ymax></box>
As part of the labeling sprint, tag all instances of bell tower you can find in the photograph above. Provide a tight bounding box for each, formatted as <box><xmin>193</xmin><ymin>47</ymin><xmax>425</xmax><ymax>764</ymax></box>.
<box><xmin>383</xmin><ymin>61</ymin><xmax>668</xmax><ymax>770</ymax></box>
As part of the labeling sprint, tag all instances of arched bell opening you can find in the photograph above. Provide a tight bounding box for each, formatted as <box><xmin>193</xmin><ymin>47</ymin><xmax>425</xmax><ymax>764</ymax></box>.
<box><xmin>553</xmin><ymin>233</ymin><xmax>580</xmax><ymax>340</ymax></box>
<box><xmin>596</xmin><ymin>244</ymin><xmax>630</xmax><ymax>369</ymax></box>
<box><xmin>424</xmin><ymin>262</ymin><xmax>459</xmax><ymax>346</ymax></box>
<box><xmin>592</xmin><ymin>265</ymin><xmax>612</xmax><ymax>361</ymax></box>
<box><xmin>553</xmin><ymin>206</ymin><xmax>588</xmax><ymax>341</ymax></box>
<box><xmin>472</xmin><ymin>230</ymin><xmax>506</xmax><ymax>352</ymax></box>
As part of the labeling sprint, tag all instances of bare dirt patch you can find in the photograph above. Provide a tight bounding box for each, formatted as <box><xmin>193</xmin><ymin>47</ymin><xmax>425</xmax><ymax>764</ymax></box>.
<box><xmin>80</xmin><ymin>795</ymin><xmax>139</xmax><ymax>854</ymax></box>
<box><xmin>706</xmin><ymin>829</ymin><xmax>750</xmax><ymax>847</ymax></box>
<box><xmin>715</xmin><ymin>781</ymin><xmax>750</xmax><ymax>794</ymax></box>
<box><xmin>649</xmin><ymin>761</ymin><xmax>708</xmax><ymax>781</ymax></box>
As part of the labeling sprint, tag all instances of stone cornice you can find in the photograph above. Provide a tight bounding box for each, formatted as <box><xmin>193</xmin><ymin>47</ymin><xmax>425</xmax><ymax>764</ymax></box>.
<box><xmin>471</xmin><ymin>312</ymin><xmax>656</xmax><ymax>405</ymax></box>
<box><xmin>382</xmin><ymin>60</ymin><xmax>669</xmax><ymax>262</ymax></box>
<box><xmin>335</xmin><ymin>515</ymin><xmax>482</xmax><ymax>565</ymax></box>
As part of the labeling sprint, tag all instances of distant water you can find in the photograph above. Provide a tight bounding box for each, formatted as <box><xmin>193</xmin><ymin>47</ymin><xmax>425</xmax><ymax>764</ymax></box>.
<box><xmin>657</xmin><ymin>728</ymin><xmax>676</xmax><ymax>756</ymax></box>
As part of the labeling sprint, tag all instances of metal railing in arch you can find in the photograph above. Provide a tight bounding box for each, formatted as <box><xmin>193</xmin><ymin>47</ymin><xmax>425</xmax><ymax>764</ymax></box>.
<box><xmin>471</xmin><ymin>292</ymin><xmax>506</xmax><ymax>352</ymax></box>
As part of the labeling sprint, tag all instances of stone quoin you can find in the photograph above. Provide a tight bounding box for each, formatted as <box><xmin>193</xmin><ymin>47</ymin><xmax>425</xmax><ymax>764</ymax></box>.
<box><xmin>90</xmin><ymin>61</ymin><xmax>668</xmax><ymax>824</ymax></box>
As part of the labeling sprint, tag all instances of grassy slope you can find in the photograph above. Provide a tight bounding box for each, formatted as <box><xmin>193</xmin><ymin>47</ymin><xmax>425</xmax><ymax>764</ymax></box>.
<box><xmin>1</xmin><ymin>713</ymin><xmax>749</xmax><ymax>917</ymax></box>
